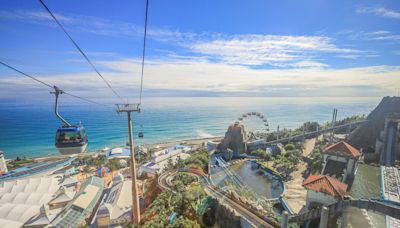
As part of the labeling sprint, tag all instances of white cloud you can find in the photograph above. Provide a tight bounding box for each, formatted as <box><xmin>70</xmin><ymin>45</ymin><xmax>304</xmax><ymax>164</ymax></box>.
<box><xmin>0</xmin><ymin>10</ymin><xmax>203</xmax><ymax>44</ymax></box>
<box><xmin>0</xmin><ymin>10</ymin><xmax>366</xmax><ymax>68</ymax></box>
<box><xmin>357</xmin><ymin>7</ymin><xmax>400</xmax><ymax>19</ymax></box>
<box><xmin>338</xmin><ymin>30</ymin><xmax>400</xmax><ymax>43</ymax></box>
<box><xmin>367</xmin><ymin>31</ymin><xmax>400</xmax><ymax>41</ymax></box>
<box><xmin>1</xmin><ymin>58</ymin><xmax>399</xmax><ymax>100</ymax></box>
<box><xmin>189</xmin><ymin>34</ymin><xmax>360</xmax><ymax>66</ymax></box>
<box><xmin>336</xmin><ymin>54</ymin><xmax>379</xmax><ymax>59</ymax></box>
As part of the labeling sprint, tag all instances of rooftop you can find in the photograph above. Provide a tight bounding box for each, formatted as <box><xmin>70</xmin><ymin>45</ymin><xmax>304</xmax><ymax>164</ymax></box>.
<box><xmin>0</xmin><ymin>176</ymin><xmax>64</xmax><ymax>227</ymax></box>
<box><xmin>51</xmin><ymin>176</ymin><xmax>104</xmax><ymax>228</ymax></box>
<box><xmin>303</xmin><ymin>174</ymin><xmax>348</xmax><ymax>199</ymax></box>
<box><xmin>73</xmin><ymin>185</ymin><xmax>99</xmax><ymax>210</ymax></box>
<box><xmin>323</xmin><ymin>141</ymin><xmax>361</xmax><ymax>158</ymax></box>
<box><xmin>0</xmin><ymin>157</ymin><xmax>75</xmax><ymax>181</ymax></box>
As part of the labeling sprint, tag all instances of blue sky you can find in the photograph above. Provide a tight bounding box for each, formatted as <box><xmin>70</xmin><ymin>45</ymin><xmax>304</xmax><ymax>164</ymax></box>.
<box><xmin>0</xmin><ymin>0</ymin><xmax>399</xmax><ymax>104</ymax></box>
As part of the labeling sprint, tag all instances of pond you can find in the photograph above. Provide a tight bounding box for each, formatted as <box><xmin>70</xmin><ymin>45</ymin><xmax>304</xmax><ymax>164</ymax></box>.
<box><xmin>346</xmin><ymin>164</ymin><xmax>385</xmax><ymax>228</ymax></box>
<box><xmin>210</xmin><ymin>159</ymin><xmax>284</xmax><ymax>199</ymax></box>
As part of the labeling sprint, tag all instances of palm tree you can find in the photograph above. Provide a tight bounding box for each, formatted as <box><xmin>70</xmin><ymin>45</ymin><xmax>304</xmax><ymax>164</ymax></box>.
<box><xmin>82</xmin><ymin>166</ymin><xmax>91</xmax><ymax>179</ymax></box>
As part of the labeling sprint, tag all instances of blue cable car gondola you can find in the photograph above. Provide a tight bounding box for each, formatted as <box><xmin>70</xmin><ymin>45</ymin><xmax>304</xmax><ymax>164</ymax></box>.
<box><xmin>138</xmin><ymin>124</ymin><xmax>144</xmax><ymax>138</ymax></box>
<box><xmin>52</xmin><ymin>86</ymin><xmax>88</xmax><ymax>155</ymax></box>
<box><xmin>55</xmin><ymin>125</ymin><xmax>88</xmax><ymax>155</ymax></box>
<box><xmin>138</xmin><ymin>132</ymin><xmax>144</xmax><ymax>138</ymax></box>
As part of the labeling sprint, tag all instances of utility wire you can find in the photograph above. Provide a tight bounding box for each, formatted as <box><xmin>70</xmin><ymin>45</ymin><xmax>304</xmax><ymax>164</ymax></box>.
<box><xmin>139</xmin><ymin>0</ymin><xmax>149</xmax><ymax>105</ymax></box>
<box><xmin>0</xmin><ymin>60</ymin><xmax>108</xmax><ymax>106</ymax></box>
<box><xmin>0</xmin><ymin>61</ymin><xmax>53</xmax><ymax>89</ymax></box>
<box><xmin>38</xmin><ymin>0</ymin><xmax>123</xmax><ymax>102</ymax></box>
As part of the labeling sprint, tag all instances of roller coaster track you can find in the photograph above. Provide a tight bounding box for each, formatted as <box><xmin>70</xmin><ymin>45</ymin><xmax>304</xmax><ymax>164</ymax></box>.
<box><xmin>205</xmin><ymin>185</ymin><xmax>276</xmax><ymax>228</ymax></box>
<box><xmin>158</xmin><ymin>168</ymin><xmax>400</xmax><ymax>227</ymax></box>
<box><xmin>249</xmin><ymin>120</ymin><xmax>366</xmax><ymax>147</ymax></box>
<box><xmin>214</xmin><ymin>157</ymin><xmax>278</xmax><ymax>207</ymax></box>
<box><xmin>215</xmin><ymin>156</ymin><xmax>246</xmax><ymax>187</ymax></box>
<box><xmin>158</xmin><ymin>168</ymin><xmax>279</xmax><ymax>228</ymax></box>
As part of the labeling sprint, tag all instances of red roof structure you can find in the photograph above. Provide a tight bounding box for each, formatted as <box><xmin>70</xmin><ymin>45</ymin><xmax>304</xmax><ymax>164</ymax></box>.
<box><xmin>303</xmin><ymin>175</ymin><xmax>348</xmax><ymax>199</ymax></box>
<box><xmin>323</xmin><ymin>141</ymin><xmax>361</xmax><ymax>158</ymax></box>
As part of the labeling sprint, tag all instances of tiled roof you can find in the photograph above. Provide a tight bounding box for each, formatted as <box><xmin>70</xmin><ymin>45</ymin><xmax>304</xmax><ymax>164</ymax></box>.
<box><xmin>303</xmin><ymin>175</ymin><xmax>348</xmax><ymax>198</ymax></box>
<box><xmin>323</xmin><ymin>141</ymin><xmax>361</xmax><ymax>158</ymax></box>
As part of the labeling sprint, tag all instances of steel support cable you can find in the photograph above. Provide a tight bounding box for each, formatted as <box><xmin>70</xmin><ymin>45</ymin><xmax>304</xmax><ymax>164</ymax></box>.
<box><xmin>0</xmin><ymin>61</ymin><xmax>110</xmax><ymax>106</ymax></box>
<box><xmin>38</xmin><ymin>0</ymin><xmax>123</xmax><ymax>102</ymax></box>
<box><xmin>0</xmin><ymin>61</ymin><xmax>53</xmax><ymax>89</ymax></box>
<box><xmin>135</xmin><ymin>0</ymin><xmax>149</xmax><ymax>141</ymax></box>
<box><xmin>139</xmin><ymin>0</ymin><xmax>149</xmax><ymax>105</ymax></box>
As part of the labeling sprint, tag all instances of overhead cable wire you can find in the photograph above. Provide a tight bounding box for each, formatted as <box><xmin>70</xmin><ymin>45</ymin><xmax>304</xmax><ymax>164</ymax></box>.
<box><xmin>139</xmin><ymin>0</ymin><xmax>149</xmax><ymax>105</ymax></box>
<box><xmin>0</xmin><ymin>60</ymin><xmax>109</xmax><ymax>106</ymax></box>
<box><xmin>38</xmin><ymin>0</ymin><xmax>123</xmax><ymax>102</ymax></box>
<box><xmin>0</xmin><ymin>61</ymin><xmax>53</xmax><ymax>89</ymax></box>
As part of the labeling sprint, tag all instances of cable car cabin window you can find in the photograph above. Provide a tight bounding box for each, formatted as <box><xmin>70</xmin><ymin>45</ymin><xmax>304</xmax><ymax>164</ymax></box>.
<box><xmin>57</xmin><ymin>131</ymin><xmax>82</xmax><ymax>143</ymax></box>
<box><xmin>81</xmin><ymin>128</ymin><xmax>87</xmax><ymax>137</ymax></box>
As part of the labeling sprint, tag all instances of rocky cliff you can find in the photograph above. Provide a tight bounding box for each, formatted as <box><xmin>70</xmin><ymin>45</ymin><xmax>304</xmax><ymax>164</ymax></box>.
<box><xmin>219</xmin><ymin>122</ymin><xmax>248</xmax><ymax>157</ymax></box>
<box><xmin>348</xmin><ymin>96</ymin><xmax>400</xmax><ymax>148</ymax></box>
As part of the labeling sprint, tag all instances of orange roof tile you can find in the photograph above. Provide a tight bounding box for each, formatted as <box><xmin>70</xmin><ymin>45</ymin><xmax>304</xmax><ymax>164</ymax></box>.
<box><xmin>323</xmin><ymin>141</ymin><xmax>361</xmax><ymax>158</ymax></box>
<box><xmin>303</xmin><ymin>175</ymin><xmax>348</xmax><ymax>198</ymax></box>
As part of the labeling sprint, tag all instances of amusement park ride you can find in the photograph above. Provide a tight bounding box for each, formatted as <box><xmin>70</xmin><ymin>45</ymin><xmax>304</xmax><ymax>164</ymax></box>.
<box><xmin>237</xmin><ymin>112</ymin><xmax>269</xmax><ymax>140</ymax></box>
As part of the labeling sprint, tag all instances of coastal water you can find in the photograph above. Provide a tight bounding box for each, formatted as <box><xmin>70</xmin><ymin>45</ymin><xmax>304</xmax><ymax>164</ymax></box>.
<box><xmin>0</xmin><ymin>97</ymin><xmax>381</xmax><ymax>159</ymax></box>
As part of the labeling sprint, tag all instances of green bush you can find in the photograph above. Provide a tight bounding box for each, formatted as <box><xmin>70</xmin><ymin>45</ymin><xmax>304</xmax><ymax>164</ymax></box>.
<box><xmin>284</xmin><ymin>144</ymin><xmax>295</xmax><ymax>151</ymax></box>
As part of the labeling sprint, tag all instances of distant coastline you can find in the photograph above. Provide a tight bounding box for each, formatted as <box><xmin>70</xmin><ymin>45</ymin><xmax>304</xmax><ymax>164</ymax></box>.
<box><xmin>0</xmin><ymin>97</ymin><xmax>380</xmax><ymax>159</ymax></box>
<box><xmin>15</xmin><ymin>136</ymin><xmax>224</xmax><ymax>162</ymax></box>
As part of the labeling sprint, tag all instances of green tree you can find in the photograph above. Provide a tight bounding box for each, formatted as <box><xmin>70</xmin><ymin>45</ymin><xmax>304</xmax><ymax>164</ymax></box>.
<box><xmin>82</xmin><ymin>166</ymin><xmax>91</xmax><ymax>178</ymax></box>
<box><xmin>284</xmin><ymin>144</ymin><xmax>296</xmax><ymax>151</ymax></box>
<box><xmin>166</xmin><ymin>158</ymin><xmax>175</xmax><ymax>171</ymax></box>
<box><xmin>309</xmin><ymin>147</ymin><xmax>323</xmax><ymax>174</ymax></box>
<box><xmin>167</xmin><ymin>216</ymin><xmax>200</xmax><ymax>228</ymax></box>
<box><xmin>176</xmin><ymin>156</ymin><xmax>185</xmax><ymax>169</ymax></box>
<box><xmin>107</xmin><ymin>158</ymin><xmax>121</xmax><ymax>172</ymax></box>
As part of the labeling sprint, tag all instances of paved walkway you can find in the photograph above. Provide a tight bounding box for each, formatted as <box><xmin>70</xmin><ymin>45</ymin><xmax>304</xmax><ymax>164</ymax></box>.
<box><xmin>282</xmin><ymin>138</ymin><xmax>316</xmax><ymax>213</ymax></box>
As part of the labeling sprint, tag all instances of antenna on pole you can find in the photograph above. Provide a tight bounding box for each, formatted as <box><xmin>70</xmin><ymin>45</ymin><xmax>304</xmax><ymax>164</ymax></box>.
<box><xmin>115</xmin><ymin>103</ymin><xmax>141</xmax><ymax>224</ymax></box>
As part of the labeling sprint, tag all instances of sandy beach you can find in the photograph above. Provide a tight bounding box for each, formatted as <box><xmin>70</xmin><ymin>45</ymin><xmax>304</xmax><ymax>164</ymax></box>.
<box><xmin>29</xmin><ymin>136</ymin><xmax>223</xmax><ymax>162</ymax></box>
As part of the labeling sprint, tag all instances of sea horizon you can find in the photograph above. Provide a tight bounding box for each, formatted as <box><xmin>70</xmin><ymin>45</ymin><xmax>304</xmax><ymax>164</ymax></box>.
<box><xmin>0</xmin><ymin>96</ymin><xmax>383</xmax><ymax>159</ymax></box>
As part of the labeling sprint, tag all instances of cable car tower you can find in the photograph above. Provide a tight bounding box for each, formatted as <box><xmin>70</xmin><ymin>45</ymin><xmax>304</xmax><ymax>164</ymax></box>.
<box><xmin>115</xmin><ymin>103</ymin><xmax>141</xmax><ymax>224</ymax></box>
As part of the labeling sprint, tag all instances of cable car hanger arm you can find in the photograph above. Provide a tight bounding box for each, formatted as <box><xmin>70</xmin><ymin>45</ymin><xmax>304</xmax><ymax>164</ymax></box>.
<box><xmin>50</xmin><ymin>86</ymin><xmax>71</xmax><ymax>127</ymax></box>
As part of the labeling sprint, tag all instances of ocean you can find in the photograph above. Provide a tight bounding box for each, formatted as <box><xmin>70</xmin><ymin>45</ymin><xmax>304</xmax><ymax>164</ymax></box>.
<box><xmin>0</xmin><ymin>97</ymin><xmax>381</xmax><ymax>159</ymax></box>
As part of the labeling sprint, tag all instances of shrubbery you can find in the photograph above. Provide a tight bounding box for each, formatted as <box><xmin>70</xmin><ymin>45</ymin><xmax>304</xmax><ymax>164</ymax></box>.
<box><xmin>141</xmin><ymin>150</ymin><xmax>209</xmax><ymax>227</ymax></box>
<box><xmin>182</xmin><ymin>150</ymin><xmax>209</xmax><ymax>171</ymax></box>
<box><xmin>308</xmin><ymin>140</ymin><xmax>325</xmax><ymax>174</ymax></box>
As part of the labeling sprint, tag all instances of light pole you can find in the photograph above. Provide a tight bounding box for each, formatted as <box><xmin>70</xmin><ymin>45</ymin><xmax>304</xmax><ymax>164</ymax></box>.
<box><xmin>116</xmin><ymin>103</ymin><xmax>141</xmax><ymax>224</ymax></box>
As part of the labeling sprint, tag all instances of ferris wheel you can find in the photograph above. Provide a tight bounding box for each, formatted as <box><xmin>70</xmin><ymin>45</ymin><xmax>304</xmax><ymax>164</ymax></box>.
<box><xmin>237</xmin><ymin>112</ymin><xmax>269</xmax><ymax>140</ymax></box>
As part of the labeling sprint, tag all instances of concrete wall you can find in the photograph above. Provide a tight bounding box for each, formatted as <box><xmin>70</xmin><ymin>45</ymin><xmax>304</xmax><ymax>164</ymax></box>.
<box><xmin>214</xmin><ymin>201</ymin><xmax>243</xmax><ymax>228</ymax></box>
<box><xmin>323</xmin><ymin>155</ymin><xmax>356</xmax><ymax>181</ymax></box>
<box><xmin>306</xmin><ymin>190</ymin><xmax>337</xmax><ymax>209</ymax></box>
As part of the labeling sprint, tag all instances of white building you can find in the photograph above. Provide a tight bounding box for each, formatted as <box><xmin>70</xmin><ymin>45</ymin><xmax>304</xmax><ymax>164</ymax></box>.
<box><xmin>303</xmin><ymin>174</ymin><xmax>348</xmax><ymax>210</ymax></box>
<box><xmin>0</xmin><ymin>150</ymin><xmax>8</xmax><ymax>174</ymax></box>
<box><xmin>321</xmin><ymin>141</ymin><xmax>361</xmax><ymax>183</ymax></box>
<box><xmin>95</xmin><ymin>174</ymin><xmax>133</xmax><ymax>227</ymax></box>
<box><xmin>141</xmin><ymin>145</ymin><xmax>191</xmax><ymax>175</ymax></box>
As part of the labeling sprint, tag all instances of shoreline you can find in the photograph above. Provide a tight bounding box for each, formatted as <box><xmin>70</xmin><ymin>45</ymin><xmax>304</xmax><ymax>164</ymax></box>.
<box><xmin>15</xmin><ymin>136</ymin><xmax>224</xmax><ymax>162</ymax></box>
